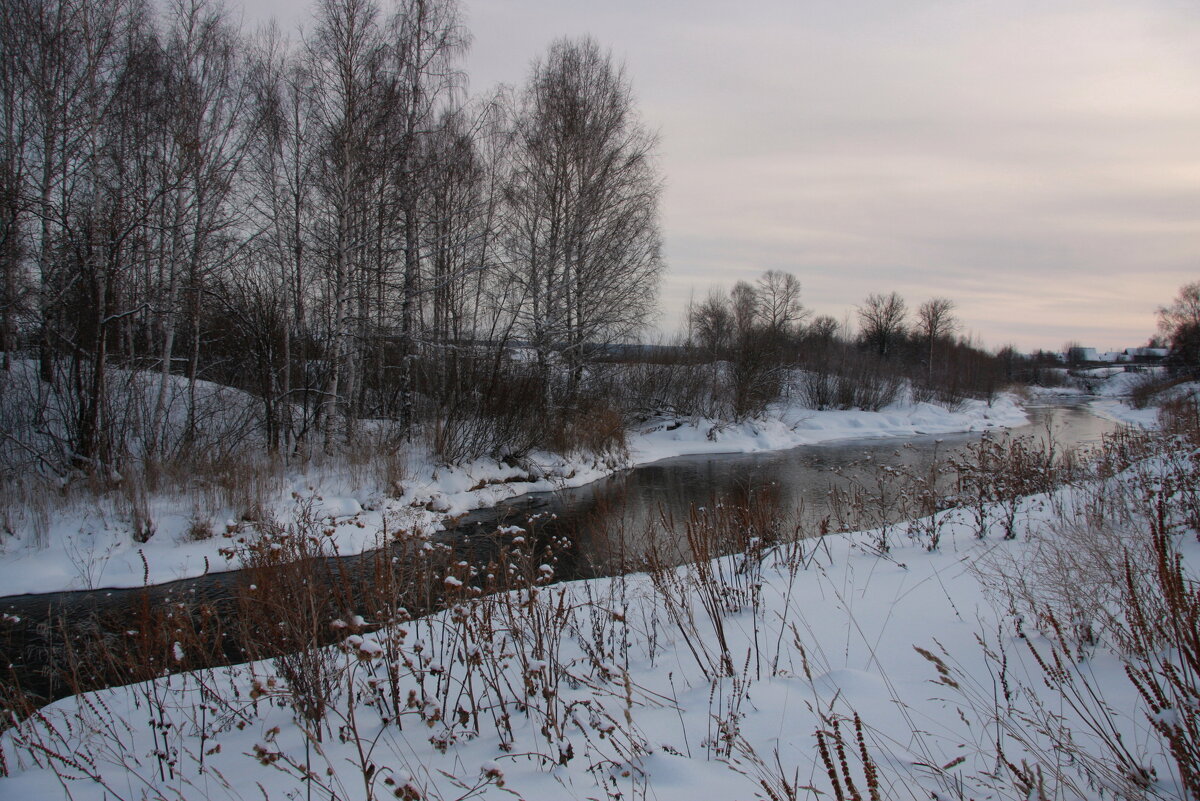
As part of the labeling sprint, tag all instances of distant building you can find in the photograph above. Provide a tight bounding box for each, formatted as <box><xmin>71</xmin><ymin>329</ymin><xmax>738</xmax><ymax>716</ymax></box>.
<box><xmin>1125</xmin><ymin>347</ymin><xmax>1169</xmax><ymax>362</ymax></box>
<box><xmin>1067</xmin><ymin>346</ymin><xmax>1099</xmax><ymax>364</ymax></box>
<box><xmin>1065</xmin><ymin>345</ymin><xmax>1167</xmax><ymax>366</ymax></box>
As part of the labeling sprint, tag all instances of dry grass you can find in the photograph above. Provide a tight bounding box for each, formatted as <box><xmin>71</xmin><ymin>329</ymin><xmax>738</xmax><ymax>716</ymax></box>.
<box><xmin>5</xmin><ymin>401</ymin><xmax>1200</xmax><ymax>801</ymax></box>
<box><xmin>940</xmin><ymin>403</ymin><xmax>1200</xmax><ymax>800</ymax></box>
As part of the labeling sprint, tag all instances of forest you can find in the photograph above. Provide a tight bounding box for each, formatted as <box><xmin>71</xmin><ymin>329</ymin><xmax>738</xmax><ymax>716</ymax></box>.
<box><xmin>0</xmin><ymin>0</ymin><xmax>1025</xmax><ymax>493</ymax></box>
<box><xmin>0</xmin><ymin>0</ymin><xmax>665</xmax><ymax>476</ymax></box>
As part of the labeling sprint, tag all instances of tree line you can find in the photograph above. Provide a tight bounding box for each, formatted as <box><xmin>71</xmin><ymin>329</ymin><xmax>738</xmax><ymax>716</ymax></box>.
<box><xmin>0</xmin><ymin>0</ymin><xmax>663</xmax><ymax>476</ymax></box>
<box><xmin>684</xmin><ymin>274</ymin><xmax>1012</xmax><ymax>419</ymax></box>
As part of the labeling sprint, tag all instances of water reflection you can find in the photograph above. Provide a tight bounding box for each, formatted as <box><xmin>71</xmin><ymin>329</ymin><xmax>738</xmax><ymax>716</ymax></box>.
<box><xmin>512</xmin><ymin>400</ymin><xmax>1120</xmax><ymax>577</ymax></box>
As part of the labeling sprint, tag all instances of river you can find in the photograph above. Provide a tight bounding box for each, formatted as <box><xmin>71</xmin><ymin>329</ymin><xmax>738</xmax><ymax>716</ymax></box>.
<box><xmin>0</xmin><ymin>398</ymin><xmax>1120</xmax><ymax>708</ymax></box>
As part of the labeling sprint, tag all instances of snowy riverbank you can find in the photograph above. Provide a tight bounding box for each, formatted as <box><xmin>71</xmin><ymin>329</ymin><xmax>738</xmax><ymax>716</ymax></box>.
<box><xmin>3</xmin><ymin>399</ymin><xmax>1196</xmax><ymax>800</ymax></box>
<box><xmin>1027</xmin><ymin>368</ymin><xmax>1200</xmax><ymax>429</ymax></box>
<box><xmin>0</xmin><ymin>394</ymin><xmax>1026</xmax><ymax>596</ymax></box>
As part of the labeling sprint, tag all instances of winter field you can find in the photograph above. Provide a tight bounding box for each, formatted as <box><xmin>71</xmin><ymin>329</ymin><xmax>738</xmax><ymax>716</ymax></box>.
<box><xmin>4</xmin><ymin>0</ymin><xmax>1198</xmax><ymax>794</ymax></box>
<box><xmin>1</xmin><ymin>376</ymin><xmax>1198</xmax><ymax>800</ymax></box>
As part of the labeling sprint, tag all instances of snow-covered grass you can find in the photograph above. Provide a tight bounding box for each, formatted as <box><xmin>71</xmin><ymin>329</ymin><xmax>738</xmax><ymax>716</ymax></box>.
<box><xmin>2</xmin><ymin>403</ymin><xmax>1198</xmax><ymax>800</ymax></box>
<box><xmin>1091</xmin><ymin>377</ymin><xmax>1200</xmax><ymax>429</ymax></box>
<box><xmin>1024</xmin><ymin>366</ymin><xmax>1200</xmax><ymax>431</ymax></box>
<box><xmin>0</xmin><ymin>383</ymin><xmax>1026</xmax><ymax>596</ymax></box>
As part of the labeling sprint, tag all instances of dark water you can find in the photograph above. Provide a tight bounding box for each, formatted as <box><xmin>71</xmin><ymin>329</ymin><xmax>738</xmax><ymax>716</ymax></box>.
<box><xmin>0</xmin><ymin>400</ymin><xmax>1119</xmax><ymax>706</ymax></box>
<box><xmin>511</xmin><ymin>399</ymin><xmax>1118</xmax><ymax>574</ymax></box>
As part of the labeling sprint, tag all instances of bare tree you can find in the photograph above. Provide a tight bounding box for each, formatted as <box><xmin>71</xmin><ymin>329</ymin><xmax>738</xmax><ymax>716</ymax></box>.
<box><xmin>0</xmin><ymin>0</ymin><xmax>30</xmax><ymax>372</ymax></box>
<box><xmin>756</xmin><ymin>269</ymin><xmax>807</xmax><ymax>338</ymax></box>
<box><xmin>915</xmin><ymin>297</ymin><xmax>957</xmax><ymax>383</ymax></box>
<box><xmin>857</xmin><ymin>291</ymin><xmax>907</xmax><ymax>358</ymax></box>
<box><xmin>806</xmin><ymin>315</ymin><xmax>840</xmax><ymax>344</ymax></box>
<box><xmin>800</xmin><ymin>314</ymin><xmax>840</xmax><ymax>366</ymax></box>
<box><xmin>382</xmin><ymin>0</ymin><xmax>467</xmax><ymax>433</ymax></box>
<box><xmin>729</xmin><ymin>280</ymin><xmax>758</xmax><ymax>341</ymax></box>
<box><xmin>304</xmin><ymin>0</ymin><xmax>386</xmax><ymax>447</ymax></box>
<box><xmin>423</xmin><ymin>104</ymin><xmax>495</xmax><ymax>406</ymax></box>
<box><xmin>148</xmin><ymin>0</ymin><xmax>253</xmax><ymax>459</ymax></box>
<box><xmin>505</xmin><ymin>36</ymin><xmax>663</xmax><ymax>406</ymax></box>
<box><xmin>688</xmin><ymin>288</ymin><xmax>733</xmax><ymax>359</ymax></box>
<box><xmin>244</xmin><ymin>27</ymin><xmax>321</xmax><ymax>453</ymax></box>
<box><xmin>22</xmin><ymin>0</ymin><xmax>145</xmax><ymax>469</ymax></box>
<box><xmin>1158</xmin><ymin>281</ymin><xmax>1200</xmax><ymax>371</ymax></box>
<box><xmin>0</xmin><ymin>0</ymin><xmax>684</xmax><ymax>476</ymax></box>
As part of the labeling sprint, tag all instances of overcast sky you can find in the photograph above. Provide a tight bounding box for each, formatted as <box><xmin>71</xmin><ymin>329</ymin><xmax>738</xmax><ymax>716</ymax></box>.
<box><xmin>242</xmin><ymin>0</ymin><xmax>1200</xmax><ymax>351</ymax></box>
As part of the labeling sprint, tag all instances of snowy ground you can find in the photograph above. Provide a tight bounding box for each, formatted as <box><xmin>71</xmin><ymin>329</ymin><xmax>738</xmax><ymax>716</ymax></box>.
<box><xmin>0</xmin><ymin>394</ymin><xmax>1026</xmax><ymax>596</ymax></box>
<box><xmin>1027</xmin><ymin>367</ymin><xmax>1200</xmax><ymax>429</ymax></box>
<box><xmin>1089</xmin><ymin>377</ymin><xmax>1200</xmax><ymax>428</ymax></box>
<box><xmin>1</xmin><ymin>402</ymin><xmax>1193</xmax><ymax>800</ymax></box>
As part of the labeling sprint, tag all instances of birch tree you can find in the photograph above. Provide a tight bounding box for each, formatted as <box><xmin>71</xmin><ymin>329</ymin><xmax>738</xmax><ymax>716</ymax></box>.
<box><xmin>505</xmin><ymin>36</ymin><xmax>662</xmax><ymax>406</ymax></box>
<box><xmin>915</xmin><ymin>297</ymin><xmax>957</xmax><ymax>384</ymax></box>
<box><xmin>148</xmin><ymin>0</ymin><xmax>251</xmax><ymax>458</ymax></box>
<box><xmin>23</xmin><ymin>0</ymin><xmax>143</xmax><ymax>468</ymax></box>
<box><xmin>0</xmin><ymin>0</ymin><xmax>29</xmax><ymax>372</ymax></box>
<box><xmin>382</xmin><ymin>0</ymin><xmax>466</xmax><ymax>433</ymax></box>
<box><xmin>305</xmin><ymin>0</ymin><xmax>383</xmax><ymax>447</ymax></box>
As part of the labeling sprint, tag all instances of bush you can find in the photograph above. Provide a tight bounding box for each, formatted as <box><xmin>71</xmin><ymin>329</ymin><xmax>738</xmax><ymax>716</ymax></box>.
<box><xmin>1129</xmin><ymin>372</ymin><xmax>1179</xmax><ymax>409</ymax></box>
<box><xmin>431</xmin><ymin>364</ymin><xmax>548</xmax><ymax>464</ymax></box>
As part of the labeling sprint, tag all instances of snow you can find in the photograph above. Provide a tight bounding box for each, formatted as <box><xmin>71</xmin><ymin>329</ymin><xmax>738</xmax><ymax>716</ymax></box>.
<box><xmin>3</xmin><ymin>451</ymin><xmax>1194</xmax><ymax>800</ymax></box>
<box><xmin>1026</xmin><ymin>368</ymin><xmax>1200</xmax><ymax>430</ymax></box>
<box><xmin>1089</xmin><ymin>398</ymin><xmax>1162</xmax><ymax>428</ymax></box>
<box><xmin>0</xmin><ymin>359</ymin><xmax>266</xmax><ymax>470</ymax></box>
<box><xmin>4</xmin><ymin>379</ymin><xmax>1198</xmax><ymax>799</ymax></box>
<box><xmin>0</xmin><ymin>390</ymin><xmax>1028</xmax><ymax>597</ymax></box>
<box><xmin>630</xmin><ymin>394</ymin><xmax>1026</xmax><ymax>464</ymax></box>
